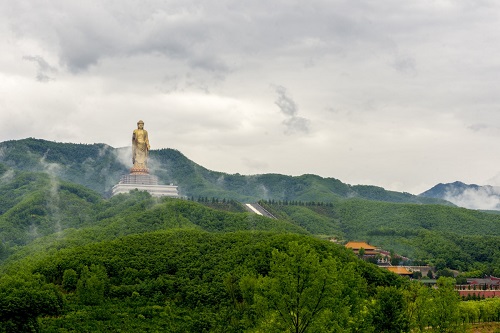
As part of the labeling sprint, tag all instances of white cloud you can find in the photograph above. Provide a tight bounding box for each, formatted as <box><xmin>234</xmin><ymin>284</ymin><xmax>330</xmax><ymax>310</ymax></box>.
<box><xmin>444</xmin><ymin>187</ymin><xmax>500</xmax><ymax>211</ymax></box>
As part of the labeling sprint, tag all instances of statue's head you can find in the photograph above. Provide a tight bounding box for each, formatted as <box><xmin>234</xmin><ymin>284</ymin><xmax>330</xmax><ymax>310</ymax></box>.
<box><xmin>137</xmin><ymin>120</ymin><xmax>144</xmax><ymax>128</ymax></box>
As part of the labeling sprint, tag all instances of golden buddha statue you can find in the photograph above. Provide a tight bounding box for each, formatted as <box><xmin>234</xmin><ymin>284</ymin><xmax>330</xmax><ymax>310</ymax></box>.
<box><xmin>131</xmin><ymin>120</ymin><xmax>150</xmax><ymax>174</ymax></box>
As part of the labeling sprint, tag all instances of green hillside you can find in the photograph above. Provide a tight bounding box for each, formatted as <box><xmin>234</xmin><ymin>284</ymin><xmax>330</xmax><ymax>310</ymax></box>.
<box><xmin>1</xmin><ymin>157</ymin><xmax>498</xmax><ymax>276</ymax></box>
<box><xmin>0</xmin><ymin>138</ymin><xmax>450</xmax><ymax>204</ymax></box>
<box><xmin>2</xmin><ymin>230</ymin><xmax>416</xmax><ymax>332</ymax></box>
<box><xmin>260</xmin><ymin>200</ymin><xmax>500</xmax><ymax>274</ymax></box>
<box><xmin>0</xmin><ymin>170</ymin><xmax>307</xmax><ymax>264</ymax></box>
<box><xmin>2</xmin><ymin>138</ymin><xmax>500</xmax><ymax>331</ymax></box>
<box><xmin>0</xmin><ymin>168</ymin><xmax>101</xmax><ymax>254</ymax></box>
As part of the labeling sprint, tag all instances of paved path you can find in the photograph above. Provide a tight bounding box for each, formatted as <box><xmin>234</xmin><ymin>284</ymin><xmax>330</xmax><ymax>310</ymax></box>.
<box><xmin>244</xmin><ymin>203</ymin><xmax>277</xmax><ymax>219</ymax></box>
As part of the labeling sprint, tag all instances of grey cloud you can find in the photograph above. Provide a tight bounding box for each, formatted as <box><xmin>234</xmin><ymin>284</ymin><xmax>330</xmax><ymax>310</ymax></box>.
<box><xmin>36</xmin><ymin>73</ymin><xmax>53</xmax><ymax>82</ymax></box>
<box><xmin>23</xmin><ymin>55</ymin><xmax>55</xmax><ymax>72</ymax></box>
<box><xmin>23</xmin><ymin>55</ymin><xmax>56</xmax><ymax>82</ymax></box>
<box><xmin>3</xmin><ymin>0</ymin><xmax>500</xmax><ymax>194</ymax></box>
<box><xmin>274</xmin><ymin>85</ymin><xmax>297</xmax><ymax>116</ymax></box>
<box><xmin>468</xmin><ymin>123</ymin><xmax>490</xmax><ymax>132</ymax></box>
<box><xmin>283</xmin><ymin>116</ymin><xmax>310</xmax><ymax>135</ymax></box>
<box><xmin>59</xmin><ymin>48</ymin><xmax>101</xmax><ymax>73</ymax></box>
<box><xmin>391</xmin><ymin>54</ymin><xmax>417</xmax><ymax>75</ymax></box>
<box><xmin>6</xmin><ymin>1</ymin><xmax>399</xmax><ymax>74</ymax></box>
<box><xmin>189</xmin><ymin>55</ymin><xmax>230</xmax><ymax>74</ymax></box>
<box><xmin>273</xmin><ymin>85</ymin><xmax>310</xmax><ymax>135</ymax></box>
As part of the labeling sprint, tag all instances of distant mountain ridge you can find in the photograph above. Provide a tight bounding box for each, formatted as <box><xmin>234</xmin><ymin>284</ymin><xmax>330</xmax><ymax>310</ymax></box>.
<box><xmin>0</xmin><ymin>138</ymin><xmax>450</xmax><ymax>205</ymax></box>
<box><xmin>420</xmin><ymin>181</ymin><xmax>500</xmax><ymax>210</ymax></box>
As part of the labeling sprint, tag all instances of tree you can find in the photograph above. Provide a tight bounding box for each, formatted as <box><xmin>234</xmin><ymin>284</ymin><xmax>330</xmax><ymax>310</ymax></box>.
<box><xmin>372</xmin><ymin>286</ymin><xmax>409</xmax><ymax>333</ymax></box>
<box><xmin>0</xmin><ymin>274</ymin><xmax>63</xmax><ymax>332</ymax></box>
<box><xmin>430</xmin><ymin>277</ymin><xmax>463</xmax><ymax>332</ymax></box>
<box><xmin>254</xmin><ymin>241</ymin><xmax>351</xmax><ymax>333</ymax></box>
<box><xmin>77</xmin><ymin>265</ymin><xmax>108</xmax><ymax>305</ymax></box>
<box><xmin>408</xmin><ymin>277</ymin><xmax>463</xmax><ymax>332</ymax></box>
<box><xmin>62</xmin><ymin>269</ymin><xmax>78</xmax><ymax>291</ymax></box>
<box><xmin>435</xmin><ymin>268</ymin><xmax>454</xmax><ymax>279</ymax></box>
<box><xmin>455</xmin><ymin>275</ymin><xmax>467</xmax><ymax>285</ymax></box>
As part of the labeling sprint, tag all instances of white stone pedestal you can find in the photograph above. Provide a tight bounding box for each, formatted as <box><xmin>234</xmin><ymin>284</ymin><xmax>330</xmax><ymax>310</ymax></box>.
<box><xmin>112</xmin><ymin>173</ymin><xmax>179</xmax><ymax>197</ymax></box>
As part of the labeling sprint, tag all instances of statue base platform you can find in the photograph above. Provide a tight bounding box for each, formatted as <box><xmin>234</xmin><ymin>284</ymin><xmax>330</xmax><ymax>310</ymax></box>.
<box><xmin>130</xmin><ymin>167</ymin><xmax>149</xmax><ymax>174</ymax></box>
<box><xmin>112</xmin><ymin>173</ymin><xmax>179</xmax><ymax>197</ymax></box>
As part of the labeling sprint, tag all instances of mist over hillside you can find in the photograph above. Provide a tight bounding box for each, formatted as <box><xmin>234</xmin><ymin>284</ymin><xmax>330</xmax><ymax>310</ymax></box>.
<box><xmin>420</xmin><ymin>181</ymin><xmax>500</xmax><ymax>211</ymax></box>
<box><xmin>0</xmin><ymin>138</ymin><xmax>449</xmax><ymax>205</ymax></box>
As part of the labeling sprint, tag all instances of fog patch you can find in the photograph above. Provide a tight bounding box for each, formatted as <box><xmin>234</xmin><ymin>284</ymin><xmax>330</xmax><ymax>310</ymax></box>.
<box><xmin>27</xmin><ymin>223</ymin><xmax>40</xmax><ymax>240</ymax></box>
<box><xmin>146</xmin><ymin>155</ymin><xmax>163</xmax><ymax>176</ymax></box>
<box><xmin>216</xmin><ymin>175</ymin><xmax>225</xmax><ymax>186</ymax></box>
<box><xmin>114</xmin><ymin>147</ymin><xmax>133</xmax><ymax>170</ymax></box>
<box><xmin>444</xmin><ymin>186</ymin><xmax>500</xmax><ymax>210</ymax></box>
<box><xmin>40</xmin><ymin>150</ymin><xmax>62</xmax><ymax>235</ymax></box>
<box><xmin>81</xmin><ymin>157</ymin><xmax>96</xmax><ymax>181</ymax></box>
<box><xmin>0</xmin><ymin>169</ymin><xmax>15</xmax><ymax>183</ymax></box>
<box><xmin>144</xmin><ymin>154</ymin><xmax>178</xmax><ymax>188</ymax></box>
<box><xmin>97</xmin><ymin>144</ymin><xmax>111</xmax><ymax>157</ymax></box>
<box><xmin>258</xmin><ymin>184</ymin><xmax>270</xmax><ymax>200</ymax></box>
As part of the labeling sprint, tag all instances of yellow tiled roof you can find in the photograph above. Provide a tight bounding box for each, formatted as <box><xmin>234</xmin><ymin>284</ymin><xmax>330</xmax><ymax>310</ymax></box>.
<box><xmin>386</xmin><ymin>266</ymin><xmax>413</xmax><ymax>275</ymax></box>
<box><xmin>345</xmin><ymin>241</ymin><xmax>376</xmax><ymax>250</ymax></box>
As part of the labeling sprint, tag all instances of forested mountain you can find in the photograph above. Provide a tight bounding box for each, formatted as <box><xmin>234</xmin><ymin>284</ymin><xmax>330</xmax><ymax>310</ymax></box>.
<box><xmin>2</xmin><ymin>138</ymin><xmax>500</xmax><ymax>331</ymax></box>
<box><xmin>0</xmin><ymin>138</ymin><xmax>450</xmax><ymax>204</ymax></box>
<box><xmin>1</xmin><ymin>182</ymin><xmax>498</xmax><ymax>331</ymax></box>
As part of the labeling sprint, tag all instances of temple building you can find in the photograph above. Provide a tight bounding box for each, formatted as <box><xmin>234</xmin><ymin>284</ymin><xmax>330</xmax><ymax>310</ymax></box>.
<box><xmin>344</xmin><ymin>241</ymin><xmax>378</xmax><ymax>256</ymax></box>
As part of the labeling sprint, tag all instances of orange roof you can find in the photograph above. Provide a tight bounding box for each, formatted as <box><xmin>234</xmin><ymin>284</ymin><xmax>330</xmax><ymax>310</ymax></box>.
<box><xmin>386</xmin><ymin>266</ymin><xmax>413</xmax><ymax>275</ymax></box>
<box><xmin>345</xmin><ymin>241</ymin><xmax>376</xmax><ymax>250</ymax></box>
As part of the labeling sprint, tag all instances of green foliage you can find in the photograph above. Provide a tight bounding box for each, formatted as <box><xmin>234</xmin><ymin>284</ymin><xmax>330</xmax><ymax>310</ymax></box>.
<box><xmin>0</xmin><ymin>273</ymin><xmax>64</xmax><ymax>332</ymax></box>
<box><xmin>253</xmin><ymin>241</ymin><xmax>357</xmax><ymax>333</ymax></box>
<box><xmin>0</xmin><ymin>169</ymin><xmax>101</xmax><ymax>249</ymax></box>
<box><xmin>62</xmin><ymin>268</ymin><xmax>78</xmax><ymax>291</ymax></box>
<box><xmin>459</xmin><ymin>298</ymin><xmax>500</xmax><ymax>324</ymax></box>
<box><xmin>436</xmin><ymin>268</ymin><xmax>455</xmax><ymax>279</ymax></box>
<box><xmin>404</xmin><ymin>279</ymin><xmax>466</xmax><ymax>333</ymax></box>
<box><xmin>0</xmin><ymin>189</ymin><xmax>310</xmax><ymax>268</ymax></box>
<box><xmin>77</xmin><ymin>264</ymin><xmax>108</xmax><ymax>305</ymax></box>
<box><xmin>372</xmin><ymin>286</ymin><xmax>409</xmax><ymax>333</ymax></box>
<box><xmin>431</xmin><ymin>277</ymin><xmax>463</xmax><ymax>332</ymax></box>
<box><xmin>262</xmin><ymin>200</ymin><xmax>500</xmax><ymax>273</ymax></box>
<box><xmin>0</xmin><ymin>230</ymin><xmax>405</xmax><ymax>332</ymax></box>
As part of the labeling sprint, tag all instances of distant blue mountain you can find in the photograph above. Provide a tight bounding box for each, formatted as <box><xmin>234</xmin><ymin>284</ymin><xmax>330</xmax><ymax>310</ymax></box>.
<box><xmin>420</xmin><ymin>181</ymin><xmax>500</xmax><ymax>210</ymax></box>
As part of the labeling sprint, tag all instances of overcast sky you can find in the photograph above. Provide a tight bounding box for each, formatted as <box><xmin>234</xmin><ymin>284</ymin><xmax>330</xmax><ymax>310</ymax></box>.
<box><xmin>1</xmin><ymin>0</ymin><xmax>500</xmax><ymax>195</ymax></box>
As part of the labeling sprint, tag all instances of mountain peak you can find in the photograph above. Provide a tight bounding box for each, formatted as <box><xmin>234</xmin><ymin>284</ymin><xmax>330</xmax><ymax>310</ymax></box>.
<box><xmin>420</xmin><ymin>181</ymin><xmax>500</xmax><ymax>210</ymax></box>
